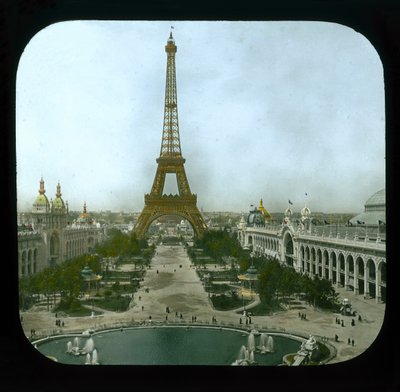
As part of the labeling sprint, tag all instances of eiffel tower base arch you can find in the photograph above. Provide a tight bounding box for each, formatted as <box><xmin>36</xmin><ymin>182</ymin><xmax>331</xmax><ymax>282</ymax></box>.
<box><xmin>134</xmin><ymin>194</ymin><xmax>207</xmax><ymax>239</ymax></box>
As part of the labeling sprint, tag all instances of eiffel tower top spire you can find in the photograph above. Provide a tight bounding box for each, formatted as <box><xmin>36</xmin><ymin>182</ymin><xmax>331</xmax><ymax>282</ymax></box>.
<box><xmin>160</xmin><ymin>32</ymin><xmax>182</xmax><ymax>158</ymax></box>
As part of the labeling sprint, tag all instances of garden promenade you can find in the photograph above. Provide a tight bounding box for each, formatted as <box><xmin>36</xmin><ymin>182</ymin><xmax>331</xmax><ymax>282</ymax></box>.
<box><xmin>20</xmin><ymin>244</ymin><xmax>385</xmax><ymax>364</ymax></box>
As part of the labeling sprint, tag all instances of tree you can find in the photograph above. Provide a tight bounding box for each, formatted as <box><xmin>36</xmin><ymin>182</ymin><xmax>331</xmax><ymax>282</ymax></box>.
<box><xmin>238</xmin><ymin>257</ymin><xmax>250</xmax><ymax>272</ymax></box>
<box><xmin>96</xmin><ymin>230</ymin><xmax>150</xmax><ymax>258</ymax></box>
<box><xmin>193</xmin><ymin>229</ymin><xmax>246</xmax><ymax>261</ymax></box>
<box><xmin>258</xmin><ymin>259</ymin><xmax>282</xmax><ymax>303</ymax></box>
<box><xmin>278</xmin><ymin>267</ymin><xmax>300</xmax><ymax>300</ymax></box>
<box><xmin>312</xmin><ymin>276</ymin><xmax>339</xmax><ymax>309</ymax></box>
<box><xmin>19</xmin><ymin>276</ymin><xmax>36</xmax><ymax>310</ymax></box>
<box><xmin>35</xmin><ymin>266</ymin><xmax>58</xmax><ymax>311</ymax></box>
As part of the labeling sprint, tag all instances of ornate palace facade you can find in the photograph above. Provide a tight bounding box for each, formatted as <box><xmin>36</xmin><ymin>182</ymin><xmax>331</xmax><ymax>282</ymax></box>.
<box><xmin>237</xmin><ymin>190</ymin><xmax>386</xmax><ymax>303</ymax></box>
<box><xmin>17</xmin><ymin>178</ymin><xmax>105</xmax><ymax>277</ymax></box>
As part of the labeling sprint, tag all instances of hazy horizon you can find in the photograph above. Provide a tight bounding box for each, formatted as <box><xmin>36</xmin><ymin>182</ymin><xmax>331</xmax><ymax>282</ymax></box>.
<box><xmin>17</xmin><ymin>205</ymin><xmax>361</xmax><ymax>217</ymax></box>
<box><xmin>16</xmin><ymin>21</ymin><xmax>385</xmax><ymax>214</ymax></box>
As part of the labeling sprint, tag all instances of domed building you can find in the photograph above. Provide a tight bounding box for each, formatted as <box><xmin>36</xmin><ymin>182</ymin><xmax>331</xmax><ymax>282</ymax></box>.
<box><xmin>247</xmin><ymin>198</ymin><xmax>271</xmax><ymax>227</ymax></box>
<box><xmin>31</xmin><ymin>178</ymin><xmax>67</xmax><ymax>231</ymax></box>
<box><xmin>74</xmin><ymin>202</ymin><xmax>95</xmax><ymax>226</ymax></box>
<box><xmin>32</xmin><ymin>177</ymin><xmax>50</xmax><ymax>213</ymax></box>
<box><xmin>50</xmin><ymin>181</ymin><xmax>68</xmax><ymax>229</ymax></box>
<box><xmin>283</xmin><ymin>202</ymin><xmax>293</xmax><ymax>225</ymax></box>
<box><xmin>258</xmin><ymin>198</ymin><xmax>271</xmax><ymax>221</ymax></box>
<box><xmin>300</xmin><ymin>205</ymin><xmax>311</xmax><ymax>220</ymax></box>
<box><xmin>300</xmin><ymin>204</ymin><xmax>312</xmax><ymax>232</ymax></box>
<box><xmin>18</xmin><ymin>178</ymin><xmax>105</xmax><ymax>277</ymax></box>
<box><xmin>51</xmin><ymin>182</ymin><xmax>67</xmax><ymax>211</ymax></box>
<box><xmin>349</xmin><ymin>189</ymin><xmax>385</xmax><ymax>227</ymax></box>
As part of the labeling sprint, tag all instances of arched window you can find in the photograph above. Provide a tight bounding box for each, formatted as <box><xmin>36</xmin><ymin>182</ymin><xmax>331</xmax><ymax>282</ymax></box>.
<box><xmin>367</xmin><ymin>259</ymin><xmax>376</xmax><ymax>280</ymax></box>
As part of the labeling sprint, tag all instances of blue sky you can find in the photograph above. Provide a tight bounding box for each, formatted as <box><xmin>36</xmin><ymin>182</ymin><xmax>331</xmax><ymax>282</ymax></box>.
<box><xmin>16</xmin><ymin>21</ymin><xmax>385</xmax><ymax>213</ymax></box>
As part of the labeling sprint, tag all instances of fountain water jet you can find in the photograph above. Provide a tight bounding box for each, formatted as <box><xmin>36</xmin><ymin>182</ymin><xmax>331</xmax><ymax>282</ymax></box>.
<box><xmin>249</xmin><ymin>350</ymin><xmax>255</xmax><ymax>363</ymax></box>
<box><xmin>67</xmin><ymin>336</ymin><xmax>95</xmax><ymax>356</ymax></box>
<box><xmin>240</xmin><ymin>345</ymin><xmax>248</xmax><ymax>360</ymax></box>
<box><xmin>91</xmin><ymin>349</ymin><xmax>99</xmax><ymax>365</ymax></box>
<box><xmin>231</xmin><ymin>344</ymin><xmax>253</xmax><ymax>366</ymax></box>
<box><xmin>267</xmin><ymin>335</ymin><xmax>274</xmax><ymax>352</ymax></box>
<box><xmin>73</xmin><ymin>337</ymin><xmax>80</xmax><ymax>348</ymax></box>
<box><xmin>85</xmin><ymin>353</ymin><xmax>91</xmax><ymax>365</ymax></box>
<box><xmin>83</xmin><ymin>337</ymin><xmax>95</xmax><ymax>354</ymax></box>
<box><xmin>67</xmin><ymin>337</ymin><xmax>82</xmax><ymax>355</ymax></box>
<box><xmin>247</xmin><ymin>332</ymin><xmax>256</xmax><ymax>352</ymax></box>
<box><xmin>258</xmin><ymin>333</ymin><xmax>274</xmax><ymax>353</ymax></box>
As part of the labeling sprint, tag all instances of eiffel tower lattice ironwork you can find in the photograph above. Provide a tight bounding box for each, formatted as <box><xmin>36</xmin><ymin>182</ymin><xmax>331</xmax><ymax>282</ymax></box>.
<box><xmin>133</xmin><ymin>32</ymin><xmax>208</xmax><ymax>239</ymax></box>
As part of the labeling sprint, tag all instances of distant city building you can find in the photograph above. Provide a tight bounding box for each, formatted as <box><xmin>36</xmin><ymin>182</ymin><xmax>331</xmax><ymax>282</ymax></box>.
<box><xmin>237</xmin><ymin>190</ymin><xmax>386</xmax><ymax>303</ymax></box>
<box><xmin>17</xmin><ymin>178</ymin><xmax>105</xmax><ymax>277</ymax></box>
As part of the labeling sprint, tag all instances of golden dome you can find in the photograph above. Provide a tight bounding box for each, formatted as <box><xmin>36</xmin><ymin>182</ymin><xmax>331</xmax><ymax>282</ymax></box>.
<box><xmin>258</xmin><ymin>198</ymin><xmax>271</xmax><ymax>220</ymax></box>
<box><xmin>77</xmin><ymin>202</ymin><xmax>93</xmax><ymax>224</ymax></box>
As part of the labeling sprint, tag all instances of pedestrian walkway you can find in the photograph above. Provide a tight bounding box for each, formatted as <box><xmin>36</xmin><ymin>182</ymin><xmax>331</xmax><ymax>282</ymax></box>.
<box><xmin>20</xmin><ymin>244</ymin><xmax>386</xmax><ymax>364</ymax></box>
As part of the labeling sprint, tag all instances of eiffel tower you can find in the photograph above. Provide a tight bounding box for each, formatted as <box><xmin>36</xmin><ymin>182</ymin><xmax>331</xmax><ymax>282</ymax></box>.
<box><xmin>133</xmin><ymin>32</ymin><xmax>208</xmax><ymax>239</ymax></box>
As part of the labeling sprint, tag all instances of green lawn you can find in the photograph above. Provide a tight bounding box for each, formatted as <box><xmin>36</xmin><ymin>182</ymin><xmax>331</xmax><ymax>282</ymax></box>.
<box><xmin>89</xmin><ymin>296</ymin><xmax>131</xmax><ymax>312</ymax></box>
<box><xmin>243</xmin><ymin>300</ymin><xmax>284</xmax><ymax>316</ymax></box>
<box><xmin>210</xmin><ymin>294</ymin><xmax>251</xmax><ymax>311</ymax></box>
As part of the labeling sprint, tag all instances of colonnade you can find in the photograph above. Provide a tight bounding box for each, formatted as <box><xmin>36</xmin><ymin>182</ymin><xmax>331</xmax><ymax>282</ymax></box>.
<box><xmin>240</xmin><ymin>228</ymin><xmax>386</xmax><ymax>303</ymax></box>
<box><xmin>19</xmin><ymin>247</ymin><xmax>39</xmax><ymax>276</ymax></box>
<box><xmin>298</xmin><ymin>245</ymin><xmax>386</xmax><ymax>302</ymax></box>
<box><xmin>18</xmin><ymin>231</ymin><xmax>100</xmax><ymax>277</ymax></box>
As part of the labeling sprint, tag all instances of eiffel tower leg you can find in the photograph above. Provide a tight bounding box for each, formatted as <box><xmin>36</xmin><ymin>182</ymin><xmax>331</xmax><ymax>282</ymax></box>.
<box><xmin>133</xmin><ymin>208</ymin><xmax>154</xmax><ymax>240</ymax></box>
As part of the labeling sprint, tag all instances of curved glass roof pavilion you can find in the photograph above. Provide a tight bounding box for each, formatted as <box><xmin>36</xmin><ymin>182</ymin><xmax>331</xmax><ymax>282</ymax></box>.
<box><xmin>349</xmin><ymin>189</ymin><xmax>385</xmax><ymax>226</ymax></box>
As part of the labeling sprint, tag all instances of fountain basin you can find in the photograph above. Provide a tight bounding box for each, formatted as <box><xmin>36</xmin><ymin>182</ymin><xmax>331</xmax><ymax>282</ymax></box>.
<box><xmin>33</xmin><ymin>326</ymin><xmax>303</xmax><ymax>366</ymax></box>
